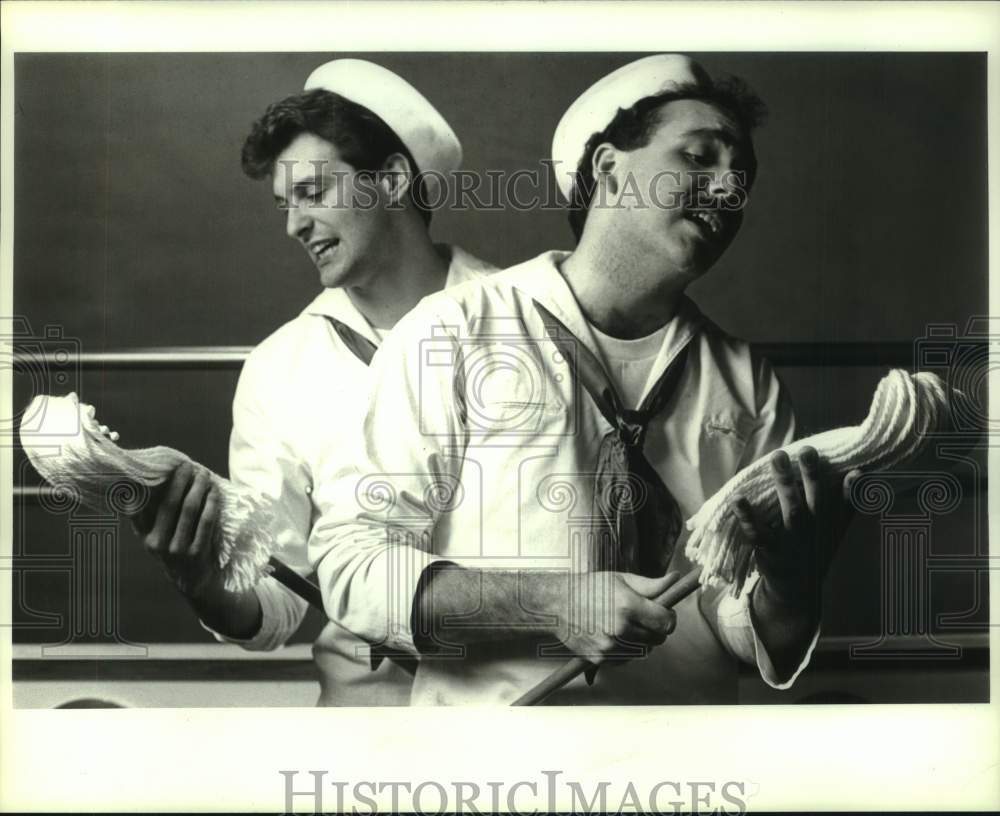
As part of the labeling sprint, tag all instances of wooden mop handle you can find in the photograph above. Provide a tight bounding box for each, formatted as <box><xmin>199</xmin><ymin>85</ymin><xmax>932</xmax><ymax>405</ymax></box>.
<box><xmin>510</xmin><ymin>568</ymin><xmax>703</xmax><ymax>706</ymax></box>
<box><xmin>263</xmin><ymin>558</ymin><xmax>422</xmax><ymax>678</ymax></box>
<box><xmin>267</xmin><ymin>556</ymin><xmax>325</xmax><ymax>611</ymax></box>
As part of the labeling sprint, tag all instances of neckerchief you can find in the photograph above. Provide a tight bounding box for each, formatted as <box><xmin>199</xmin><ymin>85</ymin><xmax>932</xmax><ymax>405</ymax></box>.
<box><xmin>533</xmin><ymin>300</ymin><xmax>689</xmax><ymax>577</ymax></box>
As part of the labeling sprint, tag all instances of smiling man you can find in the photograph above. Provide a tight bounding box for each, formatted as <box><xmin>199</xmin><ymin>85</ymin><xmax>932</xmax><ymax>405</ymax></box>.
<box><xmin>131</xmin><ymin>59</ymin><xmax>494</xmax><ymax>705</ymax></box>
<box><xmin>306</xmin><ymin>54</ymin><xmax>859</xmax><ymax>705</ymax></box>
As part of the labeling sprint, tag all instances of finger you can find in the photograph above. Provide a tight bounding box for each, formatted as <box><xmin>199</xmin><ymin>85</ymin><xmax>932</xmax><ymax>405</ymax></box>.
<box><xmin>192</xmin><ymin>502</ymin><xmax>222</xmax><ymax>595</ymax></box>
<box><xmin>798</xmin><ymin>447</ymin><xmax>825</xmax><ymax>518</ymax></box>
<box><xmin>733</xmin><ymin>496</ymin><xmax>779</xmax><ymax>571</ymax></box>
<box><xmin>145</xmin><ymin>465</ymin><xmax>194</xmax><ymax>553</ymax></box>
<box><xmin>622</xmin><ymin>602</ymin><xmax>678</xmax><ymax>646</ymax></box>
<box><xmin>620</xmin><ymin>569</ymin><xmax>680</xmax><ymax>600</ymax></box>
<box><xmin>842</xmin><ymin>469</ymin><xmax>863</xmax><ymax>509</ymax></box>
<box><xmin>631</xmin><ymin>597</ymin><xmax>674</xmax><ymax>635</ymax></box>
<box><xmin>770</xmin><ymin>450</ymin><xmax>805</xmax><ymax>532</ymax></box>
<box><xmin>732</xmin><ymin>497</ymin><xmax>763</xmax><ymax>577</ymax></box>
<box><xmin>130</xmin><ymin>514</ymin><xmax>147</xmax><ymax>539</ymax></box>
<box><xmin>188</xmin><ymin>485</ymin><xmax>219</xmax><ymax>561</ymax></box>
<box><xmin>732</xmin><ymin>496</ymin><xmax>762</xmax><ymax>547</ymax></box>
<box><xmin>647</xmin><ymin>570</ymin><xmax>684</xmax><ymax>607</ymax></box>
<box><xmin>832</xmin><ymin>468</ymin><xmax>864</xmax><ymax>547</ymax></box>
<box><xmin>616</xmin><ymin>620</ymin><xmax>669</xmax><ymax>648</ymax></box>
<box><xmin>131</xmin><ymin>481</ymin><xmax>165</xmax><ymax>537</ymax></box>
<box><xmin>168</xmin><ymin>467</ymin><xmax>211</xmax><ymax>555</ymax></box>
<box><xmin>662</xmin><ymin>608</ymin><xmax>676</xmax><ymax>635</ymax></box>
<box><xmin>151</xmin><ymin>463</ymin><xmax>195</xmax><ymax>546</ymax></box>
<box><xmin>734</xmin><ymin>496</ymin><xmax>790</xmax><ymax>579</ymax></box>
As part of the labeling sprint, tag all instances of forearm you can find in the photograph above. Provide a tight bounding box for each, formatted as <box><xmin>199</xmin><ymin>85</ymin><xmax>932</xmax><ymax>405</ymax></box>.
<box><xmin>748</xmin><ymin>577</ymin><xmax>819</xmax><ymax>683</ymax></box>
<box><xmin>187</xmin><ymin>580</ymin><xmax>264</xmax><ymax>641</ymax></box>
<box><xmin>413</xmin><ymin>566</ymin><xmax>567</xmax><ymax>654</ymax></box>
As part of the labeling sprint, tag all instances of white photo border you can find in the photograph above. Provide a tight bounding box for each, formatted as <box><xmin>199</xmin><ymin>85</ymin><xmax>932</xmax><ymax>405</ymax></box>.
<box><xmin>1</xmin><ymin>1</ymin><xmax>997</xmax><ymax>812</ymax></box>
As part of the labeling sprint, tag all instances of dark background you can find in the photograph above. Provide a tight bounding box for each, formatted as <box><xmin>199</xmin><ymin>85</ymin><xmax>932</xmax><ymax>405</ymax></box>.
<box><xmin>11</xmin><ymin>54</ymin><xmax>989</xmax><ymax>674</ymax></box>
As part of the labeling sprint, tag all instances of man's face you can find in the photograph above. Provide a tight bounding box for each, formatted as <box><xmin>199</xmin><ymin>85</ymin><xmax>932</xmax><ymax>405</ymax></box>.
<box><xmin>607</xmin><ymin>98</ymin><xmax>756</xmax><ymax>280</ymax></box>
<box><xmin>272</xmin><ymin>132</ymin><xmax>390</xmax><ymax>289</ymax></box>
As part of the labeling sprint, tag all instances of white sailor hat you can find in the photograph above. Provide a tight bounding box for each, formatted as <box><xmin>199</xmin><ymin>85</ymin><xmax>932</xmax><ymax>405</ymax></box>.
<box><xmin>304</xmin><ymin>59</ymin><xmax>461</xmax><ymax>198</ymax></box>
<box><xmin>551</xmin><ymin>54</ymin><xmax>712</xmax><ymax>201</ymax></box>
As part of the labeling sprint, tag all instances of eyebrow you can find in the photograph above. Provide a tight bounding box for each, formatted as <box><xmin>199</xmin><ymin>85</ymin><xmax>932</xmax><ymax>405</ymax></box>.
<box><xmin>679</xmin><ymin>127</ymin><xmax>743</xmax><ymax>145</ymax></box>
<box><xmin>273</xmin><ymin>175</ymin><xmax>324</xmax><ymax>204</ymax></box>
<box><xmin>290</xmin><ymin>176</ymin><xmax>322</xmax><ymax>191</ymax></box>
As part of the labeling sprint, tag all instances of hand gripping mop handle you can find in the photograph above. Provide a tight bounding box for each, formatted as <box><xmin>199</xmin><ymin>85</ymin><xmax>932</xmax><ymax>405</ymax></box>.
<box><xmin>511</xmin><ymin>568</ymin><xmax>703</xmax><ymax>706</ymax></box>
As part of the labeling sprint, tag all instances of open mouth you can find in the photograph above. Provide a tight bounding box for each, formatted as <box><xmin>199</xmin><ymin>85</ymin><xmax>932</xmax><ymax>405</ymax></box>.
<box><xmin>310</xmin><ymin>239</ymin><xmax>340</xmax><ymax>261</ymax></box>
<box><xmin>683</xmin><ymin>209</ymin><xmax>723</xmax><ymax>239</ymax></box>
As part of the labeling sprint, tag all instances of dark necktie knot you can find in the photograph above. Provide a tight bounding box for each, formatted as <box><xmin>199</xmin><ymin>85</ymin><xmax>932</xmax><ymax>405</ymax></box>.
<box><xmin>616</xmin><ymin>409</ymin><xmax>651</xmax><ymax>447</ymax></box>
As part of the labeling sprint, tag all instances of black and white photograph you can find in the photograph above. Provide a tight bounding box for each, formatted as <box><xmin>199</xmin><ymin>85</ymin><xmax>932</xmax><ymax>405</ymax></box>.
<box><xmin>1</xmin><ymin>2</ymin><xmax>997</xmax><ymax>812</ymax></box>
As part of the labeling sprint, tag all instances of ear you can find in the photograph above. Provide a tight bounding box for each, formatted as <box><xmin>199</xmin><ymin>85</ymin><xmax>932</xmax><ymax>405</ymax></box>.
<box><xmin>379</xmin><ymin>152</ymin><xmax>413</xmax><ymax>206</ymax></box>
<box><xmin>591</xmin><ymin>142</ymin><xmax>620</xmax><ymax>196</ymax></box>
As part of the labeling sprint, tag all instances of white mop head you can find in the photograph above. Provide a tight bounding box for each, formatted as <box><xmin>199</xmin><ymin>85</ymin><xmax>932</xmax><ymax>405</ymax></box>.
<box><xmin>19</xmin><ymin>392</ymin><xmax>284</xmax><ymax>592</ymax></box>
<box><xmin>685</xmin><ymin>370</ymin><xmax>949</xmax><ymax>594</ymax></box>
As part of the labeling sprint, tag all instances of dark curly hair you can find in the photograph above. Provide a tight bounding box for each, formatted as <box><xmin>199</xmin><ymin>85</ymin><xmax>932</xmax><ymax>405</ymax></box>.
<box><xmin>241</xmin><ymin>88</ymin><xmax>431</xmax><ymax>225</ymax></box>
<box><xmin>567</xmin><ymin>76</ymin><xmax>767</xmax><ymax>241</ymax></box>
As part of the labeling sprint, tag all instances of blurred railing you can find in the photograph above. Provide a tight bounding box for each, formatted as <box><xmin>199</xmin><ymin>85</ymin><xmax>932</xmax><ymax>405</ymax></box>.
<box><xmin>12</xmin><ymin>346</ymin><xmax>251</xmax><ymax>371</ymax></box>
<box><xmin>11</xmin><ymin>340</ymin><xmax>945</xmax><ymax>370</ymax></box>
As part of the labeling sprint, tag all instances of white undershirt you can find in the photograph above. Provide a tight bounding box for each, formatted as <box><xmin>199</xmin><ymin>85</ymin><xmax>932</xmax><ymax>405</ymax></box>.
<box><xmin>589</xmin><ymin>322</ymin><xmax>669</xmax><ymax>409</ymax></box>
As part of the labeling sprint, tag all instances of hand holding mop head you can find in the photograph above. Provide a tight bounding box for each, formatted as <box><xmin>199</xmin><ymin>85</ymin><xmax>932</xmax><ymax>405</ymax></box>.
<box><xmin>516</xmin><ymin>369</ymin><xmax>951</xmax><ymax>706</ymax></box>
<box><xmin>19</xmin><ymin>392</ymin><xmax>286</xmax><ymax>593</ymax></box>
<box><xmin>685</xmin><ymin>369</ymin><xmax>950</xmax><ymax>595</ymax></box>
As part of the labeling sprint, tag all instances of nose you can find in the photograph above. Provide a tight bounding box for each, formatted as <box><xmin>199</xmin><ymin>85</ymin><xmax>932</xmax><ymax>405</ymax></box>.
<box><xmin>285</xmin><ymin>204</ymin><xmax>313</xmax><ymax>241</ymax></box>
<box><xmin>705</xmin><ymin>169</ymin><xmax>739</xmax><ymax>199</ymax></box>
<box><xmin>703</xmin><ymin>166</ymin><xmax>749</xmax><ymax>214</ymax></box>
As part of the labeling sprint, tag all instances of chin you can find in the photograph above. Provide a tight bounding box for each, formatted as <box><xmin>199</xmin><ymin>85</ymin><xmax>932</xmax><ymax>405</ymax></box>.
<box><xmin>318</xmin><ymin>264</ymin><xmax>352</xmax><ymax>290</ymax></box>
<box><xmin>666</xmin><ymin>248</ymin><xmax>711</xmax><ymax>280</ymax></box>
<box><xmin>681</xmin><ymin>242</ymin><xmax>727</xmax><ymax>278</ymax></box>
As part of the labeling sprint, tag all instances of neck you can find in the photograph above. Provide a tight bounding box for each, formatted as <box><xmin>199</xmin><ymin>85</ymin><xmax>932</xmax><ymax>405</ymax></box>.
<box><xmin>344</xmin><ymin>220</ymin><xmax>449</xmax><ymax>330</ymax></box>
<box><xmin>562</xmin><ymin>230</ymin><xmax>688</xmax><ymax>340</ymax></box>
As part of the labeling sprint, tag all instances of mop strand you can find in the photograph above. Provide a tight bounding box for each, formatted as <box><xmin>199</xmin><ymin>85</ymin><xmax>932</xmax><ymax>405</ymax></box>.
<box><xmin>684</xmin><ymin>370</ymin><xmax>950</xmax><ymax>595</ymax></box>
<box><xmin>19</xmin><ymin>393</ymin><xmax>285</xmax><ymax>593</ymax></box>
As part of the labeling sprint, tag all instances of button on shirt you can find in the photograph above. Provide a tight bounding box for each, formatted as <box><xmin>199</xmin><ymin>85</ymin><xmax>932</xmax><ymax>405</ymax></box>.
<box><xmin>206</xmin><ymin>244</ymin><xmax>495</xmax><ymax>706</ymax></box>
<box><xmin>309</xmin><ymin>250</ymin><xmax>818</xmax><ymax>705</ymax></box>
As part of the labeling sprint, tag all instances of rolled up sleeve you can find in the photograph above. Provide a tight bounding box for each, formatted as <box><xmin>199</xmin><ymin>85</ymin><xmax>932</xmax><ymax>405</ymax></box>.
<box><xmin>708</xmin><ymin>575</ymin><xmax>821</xmax><ymax>689</ymax></box>
<box><xmin>200</xmin><ymin>352</ymin><xmax>311</xmax><ymax>650</ymax></box>
<box><xmin>200</xmin><ymin>578</ymin><xmax>309</xmax><ymax>651</ymax></box>
<box><xmin>710</xmin><ymin>350</ymin><xmax>819</xmax><ymax>688</ymax></box>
